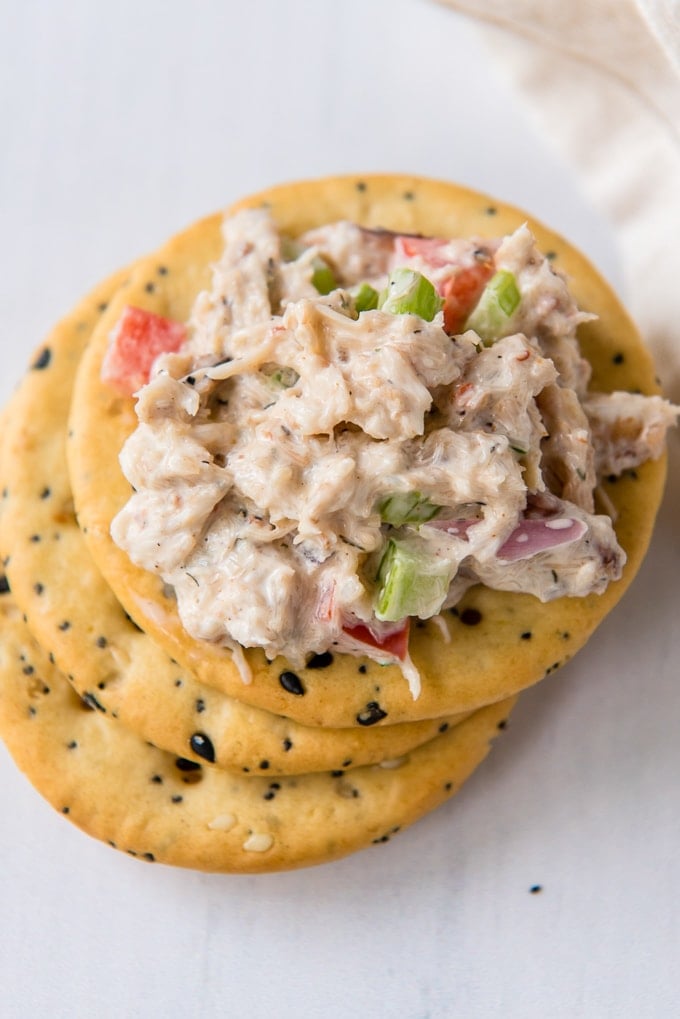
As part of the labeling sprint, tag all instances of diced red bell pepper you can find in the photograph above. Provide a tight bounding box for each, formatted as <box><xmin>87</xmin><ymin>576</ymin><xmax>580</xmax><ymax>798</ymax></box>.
<box><xmin>393</xmin><ymin>236</ymin><xmax>494</xmax><ymax>334</ymax></box>
<box><xmin>342</xmin><ymin>619</ymin><xmax>410</xmax><ymax>660</ymax></box>
<box><xmin>439</xmin><ymin>263</ymin><xmax>494</xmax><ymax>335</ymax></box>
<box><xmin>101</xmin><ymin>305</ymin><xmax>187</xmax><ymax>395</ymax></box>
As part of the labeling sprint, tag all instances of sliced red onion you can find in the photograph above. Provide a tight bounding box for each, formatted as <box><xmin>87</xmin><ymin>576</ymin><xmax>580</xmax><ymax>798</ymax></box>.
<box><xmin>497</xmin><ymin>517</ymin><xmax>588</xmax><ymax>562</ymax></box>
<box><xmin>424</xmin><ymin>517</ymin><xmax>479</xmax><ymax>539</ymax></box>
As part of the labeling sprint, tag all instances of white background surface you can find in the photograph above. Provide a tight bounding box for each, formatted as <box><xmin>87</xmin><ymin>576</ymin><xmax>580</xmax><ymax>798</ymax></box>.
<box><xmin>1</xmin><ymin>2</ymin><xmax>678</xmax><ymax>1016</ymax></box>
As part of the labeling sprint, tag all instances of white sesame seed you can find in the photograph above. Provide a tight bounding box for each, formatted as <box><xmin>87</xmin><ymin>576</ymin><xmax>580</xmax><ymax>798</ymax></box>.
<box><xmin>207</xmin><ymin>813</ymin><xmax>237</xmax><ymax>832</ymax></box>
<box><xmin>243</xmin><ymin>832</ymin><xmax>274</xmax><ymax>852</ymax></box>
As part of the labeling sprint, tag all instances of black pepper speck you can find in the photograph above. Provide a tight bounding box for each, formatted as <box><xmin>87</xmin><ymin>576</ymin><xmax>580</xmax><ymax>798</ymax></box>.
<box><xmin>460</xmin><ymin>607</ymin><xmax>482</xmax><ymax>626</ymax></box>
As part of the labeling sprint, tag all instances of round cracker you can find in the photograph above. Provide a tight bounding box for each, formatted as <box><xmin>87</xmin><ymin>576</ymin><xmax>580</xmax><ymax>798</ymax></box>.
<box><xmin>67</xmin><ymin>175</ymin><xmax>667</xmax><ymax>727</ymax></box>
<box><xmin>0</xmin><ymin>272</ymin><xmax>467</xmax><ymax>774</ymax></box>
<box><xmin>0</xmin><ymin>588</ymin><xmax>515</xmax><ymax>873</ymax></box>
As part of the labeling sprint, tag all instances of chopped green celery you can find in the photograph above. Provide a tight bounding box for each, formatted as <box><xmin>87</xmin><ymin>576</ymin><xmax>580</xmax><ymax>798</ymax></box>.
<box><xmin>464</xmin><ymin>269</ymin><xmax>521</xmax><ymax>343</ymax></box>
<box><xmin>378</xmin><ymin>491</ymin><xmax>441</xmax><ymax>526</ymax></box>
<box><xmin>375</xmin><ymin>539</ymin><xmax>452</xmax><ymax>622</ymax></box>
<box><xmin>311</xmin><ymin>256</ymin><xmax>338</xmax><ymax>295</ymax></box>
<box><xmin>378</xmin><ymin>268</ymin><xmax>443</xmax><ymax>321</ymax></box>
<box><xmin>352</xmin><ymin>282</ymin><xmax>379</xmax><ymax>313</ymax></box>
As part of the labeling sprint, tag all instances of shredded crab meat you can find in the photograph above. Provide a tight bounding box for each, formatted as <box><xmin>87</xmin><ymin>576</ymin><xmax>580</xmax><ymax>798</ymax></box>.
<box><xmin>109</xmin><ymin>208</ymin><xmax>678</xmax><ymax>694</ymax></box>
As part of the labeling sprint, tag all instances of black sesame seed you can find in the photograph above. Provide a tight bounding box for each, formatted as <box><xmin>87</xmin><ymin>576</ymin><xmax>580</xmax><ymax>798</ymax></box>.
<box><xmin>358</xmin><ymin>664</ymin><xmax>367</xmax><ymax>674</ymax></box>
<box><xmin>31</xmin><ymin>347</ymin><xmax>52</xmax><ymax>370</ymax></box>
<box><xmin>460</xmin><ymin>607</ymin><xmax>482</xmax><ymax>626</ymax></box>
<box><xmin>497</xmin><ymin>719</ymin><xmax>508</xmax><ymax>730</ymax></box>
<box><xmin>342</xmin><ymin>759</ymin><xmax>352</xmax><ymax>768</ymax></box>
<box><xmin>612</xmin><ymin>352</ymin><xmax>625</xmax><ymax>364</ymax></box>
<box><xmin>34</xmin><ymin>582</ymin><xmax>44</xmax><ymax>595</ymax></box>
<box><xmin>189</xmin><ymin>732</ymin><xmax>216</xmax><ymax>763</ymax></box>
<box><xmin>331</xmin><ymin>770</ymin><xmax>344</xmax><ymax>778</ymax></box>
<box><xmin>97</xmin><ymin>301</ymin><xmax>108</xmax><ymax>313</ymax></box>
<box><xmin>0</xmin><ymin>575</ymin><xmax>10</xmax><ymax>594</ymax></box>
<box><xmin>58</xmin><ymin>620</ymin><xmax>71</xmax><ymax>631</ymax></box>
<box><xmin>40</xmin><ymin>486</ymin><xmax>51</xmax><ymax>499</ymax></box>
<box><xmin>530</xmin><ymin>884</ymin><xmax>543</xmax><ymax>894</ymax></box>
<box><xmin>22</xmin><ymin>664</ymin><xmax>34</xmax><ymax>676</ymax></box>
<box><xmin>403</xmin><ymin>190</ymin><xmax>415</xmax><ymax>201</ymax></box>
<box><xmin>29</xmin><ymin>534</ymin><xmax>41</xmax><ymax>543</ymax></box>
<box><xmin>124</xmin><ymin>612</ymin><xmax>143</xmax><ymax>632</ymax></box>
<box><xmin>263</xmin><ymin>791</ymin><xmax>276</xmax><ymax>801</ymax></box>
<box><xmin>520</xmin><ymin>631</ymin><xmax>532</xmax><ymax>640</ymax></box>
<box><xmin>279</xmin><ymin>670</ymin><xmax>305</xmax><ymax>696</ymax></box>
<box><xmin>439</xmin><ymin>722</ymin><xmax>449</xmax><ymax>733</ymax></box>
<box><xmin>62</xmin><ymin>806</ymin><xmax>70</xmax><ymax>815</ymax></box>
<box><xmin>356</xmin><ymin>180</ymin><xmax>367</xmax><ymax>192</ymax></box>
<box><xmin>175</xmin><ymin>757</ymin><xmax>202</xmax><ymax>772</ymax></box>
<box><xmin>67</xmin><ymin>740</ymin><xmax>77</xmax><ymax>749</ymax></box>
<box><xmin>81</xmin><ymin>692</ymin><xmax>105</xmax><ymax>712</ymax></box>
<box><xmin>151</xmin><ymin>774</ymin><xmax>163</xmax><ymax>784</ymax></box>
<box><xmin>356</xmin><ymin>701</ymin><xmax>388</xmax><ymax>726</ymax></box>
<box><xmin>157</xmin><ymin>265</ymin><xmax>168</xmax><ymax>276</ymax></box>
<box><xmin>195</xmin><ymin>698</ymin><xmax>206</xmax><ymax>713</ymax></box>
<box><xmin>305</xmin><ymin>651</ymin><xmax>334</xmax><ymax>670</ymax></box>
<box><xmin>143</xmin><ymin>852</ymin><xmax>155</xmax><ymax>862</ymax></box>
<box><xmin>545</xmin><ymin>250</ymin><xmax>557</xmax><ymax>261</ymax></box>
<box><xmin>171</xmin><ymin>795</ymin><xmax>183</xmax><ymax>804</ymax></box>
<box><xmin>145</xmin><ymin>281</ymin><xmax>156</xmax><ymax>293</ymax></box>
<box><xmin>259</xmin><ymin>760</ymin><xmax>270</xmax><ymax>770</ymax></box>
<box><xmin>282</xmin><ymin>738</ymin><xmax>293</xmax><ymax>752</ymax></box>
<box><xmin>174</xmin><ymin>679</ymin><xmax>183</xmax><ymax>687</ymax></box>
<box><xmin>485</xmin><ymin>206</ymin><xmax>497</xmax><ymax>216</ymax></box>
<box><xmin>445</xmin><ymin>782</ymin><xmax>453</xmax><ymax>792</ymax></box>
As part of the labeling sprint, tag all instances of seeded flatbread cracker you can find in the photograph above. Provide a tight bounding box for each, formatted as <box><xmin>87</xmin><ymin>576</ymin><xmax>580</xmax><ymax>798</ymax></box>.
<box><xmin>67</xmin><ymin>175</ymin><xmax>667</xmax><ymax>728</ymax></box>
<box><xmin>0</xmin><ymin>587</ymin><xmax>514</xmax><ymax>872</ymax></box>
<box><xmin>0</xmin><ymin>274</ymin><xmax>467</xmax><ymax>773</ymax></box>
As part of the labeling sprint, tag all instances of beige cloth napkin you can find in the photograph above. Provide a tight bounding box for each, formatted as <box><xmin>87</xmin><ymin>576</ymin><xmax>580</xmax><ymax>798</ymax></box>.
<box><xmin>438</xmin><ymin>0</ymin><xmax>680</xmax><ymax>396</ymax></box>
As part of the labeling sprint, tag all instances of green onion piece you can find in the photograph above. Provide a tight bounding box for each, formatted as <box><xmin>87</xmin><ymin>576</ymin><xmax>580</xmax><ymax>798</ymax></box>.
<box><xmin>509</xmin><ymin>441</ymin><xmax>528</xmax><ymax>456</ymax></box>
<box><xmin>378</xmin><ymin>268</ymin><xmax>443</xmax><ymax>321</ymax></box>
<box><xmin>261</xmin><ymin>363</ymin><xmax>299</xmax><ymax>388</ymax></box>
<box><xmin>464</xmin><ymin>269</ymin><xmax>521</xmax><ymax>343</ymax></box>
<box><xmin>375</xmin><ymin>539</ymin><xmax>452</xmax><ymax>622</ymax></box>
<box><xmin>353</xmin><ymin>282</ymin><xmax>379</xmax><ymax>313</ymax></box>
<box><xmin>281</xmin><ymin>237</ymin><xmax>304</xmax><ymax>262</ymax></box>
<box><xmin>378</xmin><ymin>491</ymin><xmax>441</xmax><ymax>526</ymax></box>
<box><xmin>311</xmin><ymin>256</ymin><xmax>338</xmax><ymax>295</ymax></box>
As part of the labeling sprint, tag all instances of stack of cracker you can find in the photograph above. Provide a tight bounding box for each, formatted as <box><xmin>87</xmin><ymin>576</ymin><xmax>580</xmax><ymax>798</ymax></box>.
<box><xmin>0</xmin><ymin>177</ymin><xmax>669</xmax><ymax>872</ymax></box>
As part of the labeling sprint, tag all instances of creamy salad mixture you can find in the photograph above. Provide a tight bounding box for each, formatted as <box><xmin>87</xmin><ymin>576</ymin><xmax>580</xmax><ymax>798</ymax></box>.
<box><xmin>108</xmin><ymin>210</ymin><xmax>677</xmax><ymax>695</ymax></box>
